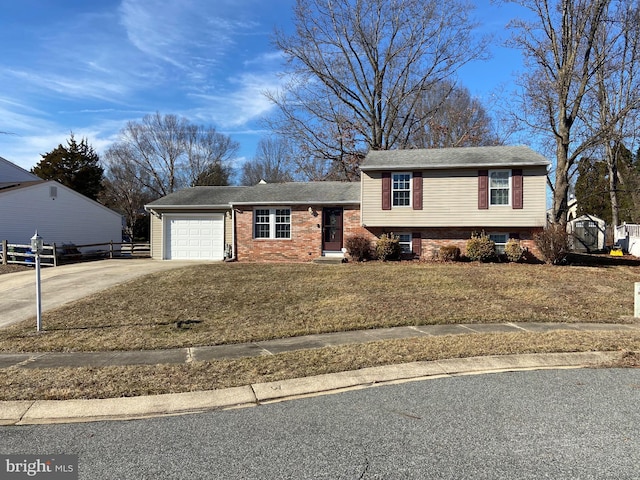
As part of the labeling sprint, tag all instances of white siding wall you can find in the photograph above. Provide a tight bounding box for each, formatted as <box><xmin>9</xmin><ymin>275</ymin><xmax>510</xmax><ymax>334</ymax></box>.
<box><xmin>361</xmin><ymin>167</ymin><xmax>548</xmax><ymax>228</ymax></box>
<box><xmin>0</xmin><ymin>182</ymin><xmax>122</xmax><ymax>246</ymax></box>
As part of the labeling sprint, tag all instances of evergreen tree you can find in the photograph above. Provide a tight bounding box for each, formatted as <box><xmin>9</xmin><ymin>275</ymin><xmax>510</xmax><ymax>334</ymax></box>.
<box><xmin>32</xmin><ymin>134</ymin><xmax>104</xmax><ymax>200</ymax></box>
<box><xmin>574</xmin><ymin>144</ymin><xmax>640</xmax><ymax>224</ymax></box>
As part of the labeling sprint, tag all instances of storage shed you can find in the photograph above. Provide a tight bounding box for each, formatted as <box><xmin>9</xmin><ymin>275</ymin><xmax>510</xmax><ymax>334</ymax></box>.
<box><xmin>567</xmin><ymin>214</ymin><xmax>606</xmax><ymax>253</ymax></box>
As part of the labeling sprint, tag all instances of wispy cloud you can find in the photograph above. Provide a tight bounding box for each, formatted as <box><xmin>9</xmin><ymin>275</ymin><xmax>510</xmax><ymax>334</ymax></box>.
<box><xmin>189</xmin><ymin>71</ymin><xmax>287</xmax><ymax>127</ymax></box>
<box><xmin>118</xmin><ymin>0</ymin><xmax>258</xmax><ymax>75</ymax></box>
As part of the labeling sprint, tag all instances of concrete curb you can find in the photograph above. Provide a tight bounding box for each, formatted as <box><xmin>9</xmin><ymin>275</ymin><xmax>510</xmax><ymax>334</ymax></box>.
<box><xmin>0</xmin><ymin>351</ymin><xmax>622</xmax><ymax>425</ymax></box>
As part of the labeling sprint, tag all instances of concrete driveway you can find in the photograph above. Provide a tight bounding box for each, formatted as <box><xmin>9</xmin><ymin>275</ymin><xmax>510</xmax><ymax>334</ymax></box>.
<box><xmin>0</xmin><ymin>259</ymin><xmax>206</xmax><ymax>328</ymax></box>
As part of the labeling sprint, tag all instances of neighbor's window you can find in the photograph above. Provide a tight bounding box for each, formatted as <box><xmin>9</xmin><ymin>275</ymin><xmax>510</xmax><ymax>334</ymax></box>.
<box><xmin>398</xmin><ymin>233</ymin><xmax>412</xmax><ymax>254</ymax></box>
<box><xmin>254</xmin><ymin>208</ymin><xmax>291</xmax><ymax>239</ymax></box>
<box><xmin>489</xmin><ymin>170</ymin><xmax>510</xmax><ymax>206</ymax></box>
<box><xmin>392</xmin><ymin>173</ymin><xmax>411</xmax><ymax>207</ymax></box>
<box><xmin>489</xmin><ymin>233</ymin><xmax>508</xmax><ymax>254</ymax></box>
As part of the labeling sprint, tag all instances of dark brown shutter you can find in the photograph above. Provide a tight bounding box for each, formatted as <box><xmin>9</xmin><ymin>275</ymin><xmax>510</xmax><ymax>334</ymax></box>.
<box><xmin>412</xmin><ymin>232</ymin><xmax>422</xmax><ymax>257</ymax></box>
<box><xmin>512</xmin><ymin>169</ymin><xmax>523</xmax><ymax>209</ymax></box>
<box><xmin>509</xmin><ymin>232</ymin><xmax>520</xmax><ymax>239</ymax></box>
<box><xmin>412</xmin><ymin>172</ymin><xmax>423</xmax><ymax>210</ymax></box>
<box><xmin>382</xmin><ymin>172</ymin><xmax>391</xmax><ymax>210</ymax></box>
<box><xmin>478</xmin><ymin>170</ymin><xmax>488</xmax><ymax>209</ymax></box>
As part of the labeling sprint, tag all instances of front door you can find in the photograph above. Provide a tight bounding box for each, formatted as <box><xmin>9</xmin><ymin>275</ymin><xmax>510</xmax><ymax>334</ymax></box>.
<box><xmin>322</xmin><ymin>207</ymin><xmax>343</xmax><ymax>252</ymax></box>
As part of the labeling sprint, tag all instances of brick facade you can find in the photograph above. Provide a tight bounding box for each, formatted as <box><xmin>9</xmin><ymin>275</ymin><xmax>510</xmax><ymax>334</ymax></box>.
<box><xmin>234</xmin><ymin>205</ymin><xmax>542</xmax><ymax>261</ymax></box>
<box><xmin>235</xmin><ymin>205</ymin><xmax>365</xmax><ymax>262</ymax></box>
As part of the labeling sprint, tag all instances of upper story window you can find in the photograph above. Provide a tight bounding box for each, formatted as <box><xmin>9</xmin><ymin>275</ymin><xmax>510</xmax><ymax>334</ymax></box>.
<box><xmin>254</xmin><ymin>208</ymin><xmax>291</xmax><ymax>239</ymax></box>
<box><xmin>489</xmin><ymin>170</ymin><xmax>510</xmax><ymax>206</ymax></box>
<box><xmin>392</xmin><ymin>173</ymin><xmax>411</xmax><ymax>207</ymax></box>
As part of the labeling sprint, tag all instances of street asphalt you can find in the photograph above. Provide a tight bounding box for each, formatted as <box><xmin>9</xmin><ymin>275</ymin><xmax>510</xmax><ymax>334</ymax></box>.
<box><xmin>0</xmin><ymin>259</ymin><xmax>638</xmax><ymax>426</ymax></box>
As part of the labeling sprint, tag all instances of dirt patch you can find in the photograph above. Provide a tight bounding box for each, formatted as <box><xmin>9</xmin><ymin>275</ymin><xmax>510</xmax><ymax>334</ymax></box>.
<box><xmin>0</xmin><ymin>264</ymin><xmax>30</xmax><ymax>275</ymax></box>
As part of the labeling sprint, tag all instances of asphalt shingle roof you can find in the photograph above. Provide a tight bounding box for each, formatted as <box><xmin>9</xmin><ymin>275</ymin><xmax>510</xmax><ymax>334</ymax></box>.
<box><xmin>360</xmin><ymin>145</ymin><xmax>550</xmax><ymax>170</ymax></box>
<box><xmin>146</xmin><ymin>182</ymin><xmax>361</xmax><ymax>208</ymax></box>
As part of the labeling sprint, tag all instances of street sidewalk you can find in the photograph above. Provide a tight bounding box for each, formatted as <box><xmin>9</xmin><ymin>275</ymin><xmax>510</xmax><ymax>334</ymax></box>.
<box><xmin>1</xmin><ymin>322</ymin><xmax>637</xmax><ymax>369</ymax></box>
<box><xmin>0</xmin><ymin>322</ymin><xmax>637</xmax><ymax>425</ymax></box>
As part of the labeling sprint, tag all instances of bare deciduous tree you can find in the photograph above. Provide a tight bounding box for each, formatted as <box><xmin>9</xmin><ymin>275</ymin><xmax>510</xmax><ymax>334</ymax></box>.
<box><xmin>268</xmin><ymin>0</ymin><xmax>488</xmax><ymax>180</ymax></box>
<box><xmin>407</xmin><ymin>82</ymin><xmax>502</xmax><ymax>148</ymax></box>
<box><xmin>584</xmin><ymin>1</ymin><xmax>640</xmax><ymax>227</ymax></box>
<box><xmin>100</xmin><ymin>157</ymin><xmax>154</xmax><ymax>241</ymax></box>
<box><xmin>504</xmin><ymin>0</ymin><xmax>637</xmax><ymax>225</ymax></box>
<box><xmin>106</xmin><ymin>112</ymin><xmax>238</xmax><ymax>198</ymax></box>
<box><xmin>240</xmin><ymin>137</ymin><xmax>296</xmax><ymax>185</ymax></box>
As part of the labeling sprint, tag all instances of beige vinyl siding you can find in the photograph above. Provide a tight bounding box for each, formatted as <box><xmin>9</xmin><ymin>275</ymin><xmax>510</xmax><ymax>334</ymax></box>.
<box><xmin>224</xmin><ymin>212</ymin><xmax>232</xmax><ymax>247</ymax></box>
<box><xmin>361</xmin><ymin>167</ymin><xmax>547</xmax><ymax>228</ymax></box>
<box><xmin>150</xmin><ymin>214</ymin><xmax>163</xmax><ymax>259</ymax></box>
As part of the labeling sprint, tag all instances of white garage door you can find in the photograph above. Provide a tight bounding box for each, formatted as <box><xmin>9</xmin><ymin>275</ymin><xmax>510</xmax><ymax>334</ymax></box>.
<box><xmin>166</xmin><ymin>215</ymin><xmax>224</xmax><ymax>260</ymax></box>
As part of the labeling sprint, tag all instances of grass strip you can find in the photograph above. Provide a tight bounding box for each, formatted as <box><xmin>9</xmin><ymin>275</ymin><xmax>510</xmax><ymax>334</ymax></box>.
<box><xmin>1</xmin><ymin>330</ymin><xmax>639</xmax><ymax>401</ymax></box>
<box><xmin>0</xmin><ymin>262</ymin><xmax>637</xmax><ymax>352</ymax></box>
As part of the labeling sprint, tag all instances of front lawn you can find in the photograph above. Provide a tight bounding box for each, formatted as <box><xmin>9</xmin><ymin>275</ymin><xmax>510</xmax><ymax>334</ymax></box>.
<box><xmin>0</xmin><ymin>262</ymin><xmax>637</xmax><ymax>353</ymax></box>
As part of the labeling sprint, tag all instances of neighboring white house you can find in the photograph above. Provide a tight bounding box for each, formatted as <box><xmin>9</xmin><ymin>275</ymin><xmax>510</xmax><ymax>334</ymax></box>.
<box><xmin>0</xmin><ymin>156</ymin><xmax>123</xmax><ymax>247</ymax></box>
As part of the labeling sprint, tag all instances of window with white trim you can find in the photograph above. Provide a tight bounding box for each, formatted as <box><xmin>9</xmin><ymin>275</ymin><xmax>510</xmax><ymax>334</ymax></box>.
<box><xmin>392</xmin><ymin>173</ymin><xmax>411</xmax><ymax>207</ymax></box>
<box><xmin>397</xmin><ymin>233</ymin><xmax>412</xmax><ymax>254</ymax></box>
<box><xmin>489</xmin><ymin>233</ymin><xmax>508</xmax><ymax>254</ymax></box>
<box><xmin>254</xmin><ymin>208</ymin><xmax>291</xmax><ymax>239</ymax></box>
<box><xmin>489</xmin><ymin>170</ymin><xmax>510</xmax><ymax>206</ymax></box>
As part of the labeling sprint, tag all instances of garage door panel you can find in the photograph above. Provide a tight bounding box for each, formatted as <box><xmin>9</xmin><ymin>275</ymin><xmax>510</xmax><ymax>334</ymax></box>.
<box><xmin>166</xmin><ymin>215</ymin><xmax>224</xmax><ymax>260</ymax></box>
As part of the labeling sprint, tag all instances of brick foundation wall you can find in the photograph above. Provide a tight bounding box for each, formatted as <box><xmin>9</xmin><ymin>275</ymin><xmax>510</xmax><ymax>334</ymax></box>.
<box><xmin>364</xmin><ymin>226</ymin><xmax>543</xmax><ymax>260</ymax></box>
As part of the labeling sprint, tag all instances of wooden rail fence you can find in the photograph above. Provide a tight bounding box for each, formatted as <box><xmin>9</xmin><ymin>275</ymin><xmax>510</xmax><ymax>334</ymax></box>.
<box><xmin>0</xmin><ymin>240</ymin><xmax>150</xmax><ymax>267</ymax></box>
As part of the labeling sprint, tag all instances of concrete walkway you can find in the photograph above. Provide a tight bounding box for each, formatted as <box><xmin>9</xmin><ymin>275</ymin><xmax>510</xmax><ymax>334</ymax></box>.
<box><xmin>1</xmin><ymin>322</ymin><xmax>638</xmax><ymax>425</ymax></box>
<box><xmin>0</xmin><ymin>351</ymin><xmax>627</xmax><ymax>425</ymax></box>
<box><xmin>0</xmin><ymin>259</ymin><xmax>210</xmax><ymax>328</ymax></box>
<box><xmin>1</xmin><ymin>322</ymin><xmax>638</xmax><ymax>369</ymax></box>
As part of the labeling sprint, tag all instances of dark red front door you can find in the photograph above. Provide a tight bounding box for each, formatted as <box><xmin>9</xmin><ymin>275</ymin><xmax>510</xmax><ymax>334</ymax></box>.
<box><xmin>322</xmin><ymin>207</ymin><xmax>343</xmax><ymax>251</ymax></box>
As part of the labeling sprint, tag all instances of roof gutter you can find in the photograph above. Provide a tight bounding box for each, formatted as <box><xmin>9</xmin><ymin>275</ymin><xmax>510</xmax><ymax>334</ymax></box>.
<box><xmin>144</xmin><ymin>204</ymin><xmax>232</xmax><ymax>210</ymax></box>
<box><xmin>230</xmin><ymin>200</ymin><xmax>360</xmax><ymax>207</ymax></box>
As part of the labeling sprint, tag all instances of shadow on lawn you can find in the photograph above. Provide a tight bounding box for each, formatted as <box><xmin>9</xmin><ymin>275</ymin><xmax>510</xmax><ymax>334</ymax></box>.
<box><xmin>566</xmin><ymin>252</ymin><xmax>640</xmax><ymax>267</ymax></box>
<box><xmin>18</xmin><ymin>319</ymin><xmax>204</xmax><ymax>334</ymax></box>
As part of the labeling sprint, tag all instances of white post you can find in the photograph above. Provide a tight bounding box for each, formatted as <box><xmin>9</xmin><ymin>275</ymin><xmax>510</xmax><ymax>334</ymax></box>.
<box><xmin>31</xmin><ymin>231</ymin><xmax>44</xmax><ymax>332</ymax></box>
<box><xmin>35</xmin><ymin>253</ymin><xmax>42</xmax><ymax>332</ymax></box>
<box><xmin>635</xmin><ymin>283</ymin><xmax>640</xmax><ymax>318</ymax></box>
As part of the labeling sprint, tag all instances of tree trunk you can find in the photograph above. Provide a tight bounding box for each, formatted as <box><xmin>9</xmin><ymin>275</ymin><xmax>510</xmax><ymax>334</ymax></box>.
<box><xmin>606</xmin><ymin>143</ymin><xmax>620</xmax><ymax>227</ymax></box>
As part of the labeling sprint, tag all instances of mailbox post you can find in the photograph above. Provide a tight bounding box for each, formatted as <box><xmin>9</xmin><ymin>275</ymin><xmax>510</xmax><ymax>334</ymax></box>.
<box><xmin>31</xmin><ymin>231</ymin><xmax>44</xmax><ymax>332</ymax></box>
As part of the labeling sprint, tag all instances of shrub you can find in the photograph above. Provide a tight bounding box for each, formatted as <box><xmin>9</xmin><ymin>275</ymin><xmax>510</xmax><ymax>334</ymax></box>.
<box><xmin>465</xmin><ymin>231</ymin><xmax>496</xmax><ymax>262</ymax></box>
<box><xmin>534</xmin><ymin>224</ymin><xmax>569</xmax><ymax>265</ymax></box>
<box><xmin>376</xmin><ymin>233</ymin><xmax>401</xmax><ymax>261</ymax></box>
<box><xmin>439</xmin><ymin>245</ymin><xmax>461</xmax><ymax>262</ymax></box>
<box><xmin>345</xmin><ymin>235</ymin><xmax>372</xmax><ymax>262</ymax></box>
<box><xmin>504</xmin><ymin>238</ymin><xmax>524</xmax><ymax>262</ymax></box>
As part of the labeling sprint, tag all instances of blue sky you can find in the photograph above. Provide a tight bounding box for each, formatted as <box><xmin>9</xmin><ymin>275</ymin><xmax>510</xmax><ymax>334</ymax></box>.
<box><xmin>0</xmin><ymin>0</ymin><xmax>529</xmax><ymax>175</ymax></box>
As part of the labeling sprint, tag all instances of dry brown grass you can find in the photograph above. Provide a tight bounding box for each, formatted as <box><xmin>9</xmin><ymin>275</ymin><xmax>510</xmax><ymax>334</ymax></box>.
<box><xmin>1</xmin><ymin>330</ymin><xmax>639</xmax><ymax>401</ymax></box>
<box><xmin>0</xmin><ymin>262</ymin><xmax>637</xmax><ymax>353</ymax></box>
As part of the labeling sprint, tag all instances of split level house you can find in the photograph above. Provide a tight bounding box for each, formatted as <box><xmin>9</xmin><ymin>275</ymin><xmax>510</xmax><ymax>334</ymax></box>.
<box><xmin>0</xmin><ymin>156</ymin><xmax>123</xmax><ymax>248</ymax></box>
<box><xmin>145</xmin><ymin>145</ymin><xmax>550</xmax><ymax>262</ymax></box>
